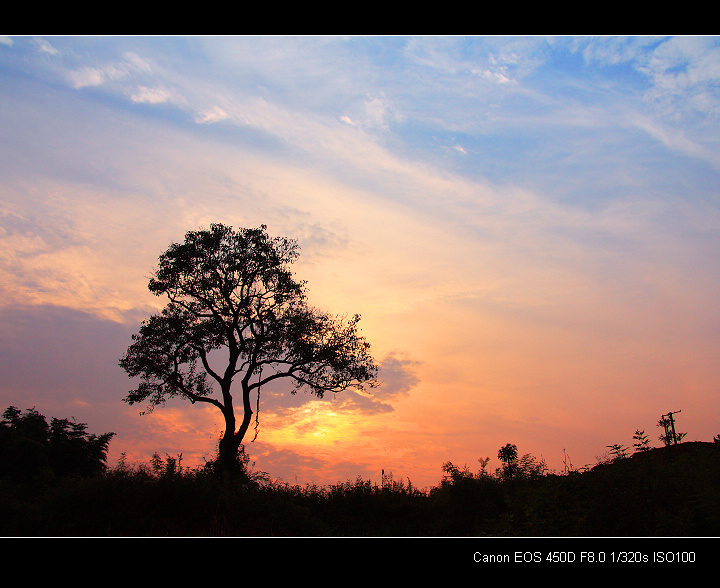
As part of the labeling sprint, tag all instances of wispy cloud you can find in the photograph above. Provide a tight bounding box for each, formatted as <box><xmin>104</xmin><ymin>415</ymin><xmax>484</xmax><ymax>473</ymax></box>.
<box><xmin>2</xmin><ymin>36</ymin><xmax>720</xmax><ymax>486</ymax></box>
<box><xmin>130</xmin><ymin>85</ymin><xmax>176</xmax><ymax>105</ymax></box>
<box><xmin>67</xmin><ymin>52</ymin><xmax>154</xmax><ymax>89</ymax></box>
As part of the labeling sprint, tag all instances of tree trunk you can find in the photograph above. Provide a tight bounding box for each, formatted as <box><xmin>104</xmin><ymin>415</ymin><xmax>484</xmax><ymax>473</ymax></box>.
<box><xmin>217</xmin><ymin>430</ymin><xmax>243</xmax><ymax>475</ymax></box>
<box><xmin>215</xmin><ymin>395</ymin><xmax>243</xmax><ymax>476</ymax></box>
<box><xmin>215</xmin><ymin>382</ymin><xmax>253</xmax><ymax>478</ymax></box>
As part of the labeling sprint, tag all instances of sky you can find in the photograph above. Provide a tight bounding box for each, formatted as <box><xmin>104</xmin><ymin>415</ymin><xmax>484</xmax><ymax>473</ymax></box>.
<box><xmin>1</xmin><ymin>35</ymin><xmax>720</xmax><ymax>490</ymax></box>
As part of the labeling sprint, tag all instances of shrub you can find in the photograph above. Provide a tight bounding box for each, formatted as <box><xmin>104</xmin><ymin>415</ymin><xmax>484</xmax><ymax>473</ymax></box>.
<box><xmin>0</xmin><ymin>406</ymin><xmax>114</xmax><ymax>482</ymax></box>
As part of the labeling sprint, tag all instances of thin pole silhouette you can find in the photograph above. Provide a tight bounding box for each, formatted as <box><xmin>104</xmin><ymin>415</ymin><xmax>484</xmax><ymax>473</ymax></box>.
<box><xmin>661</xmin><ymin>410</ymin><xmax>682</xmax><ymax>445</ymax></box>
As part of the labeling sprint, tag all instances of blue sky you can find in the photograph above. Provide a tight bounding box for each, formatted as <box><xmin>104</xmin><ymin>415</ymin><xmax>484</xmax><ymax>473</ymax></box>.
<box><xmin>2</xmin><ymin>36</ymin><xmax>720</xmax><ymax>487</ymax></box>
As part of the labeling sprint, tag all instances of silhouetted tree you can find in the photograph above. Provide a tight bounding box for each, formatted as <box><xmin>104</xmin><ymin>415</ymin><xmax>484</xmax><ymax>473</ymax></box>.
<box><xmin>606</xmin><ymin>443</ymin><xmax>629</xmax><ymax>460</ymax></box>
<box><xmin>516</xmin><ymin>452</ymin><xmax>548</xmax><ymax>479</ymax></box>
<box><xmin>498</xmin><ymin>443</ymin><xmax>519</xmax><ymax>478</ymax></box>
<box><xmin>0</xmin><ymin>406</ymin><xmax>114</xmax><ymax>481</ymax></box>
<box><xmin>632</xmin><ymin>429</ymin><xmax>651</xmax><ymax>452</ymax></box>
<box><xmin>119</xmin><ymin>224</ymin><xmax>378</xmax><ymax>475</ymax></box>
<box><xmin>494</xmin><ymin>443</ymin><xmax>547</xmax><ymax>480</ymax></box>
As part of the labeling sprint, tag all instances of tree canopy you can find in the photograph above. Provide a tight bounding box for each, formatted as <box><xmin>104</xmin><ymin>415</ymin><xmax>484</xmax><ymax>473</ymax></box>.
<box><xmin>0</xmin><ymin>406</ymin><xmax>114</xmax><ymax>481</ymax></box>
<box><xmin>119</xmin><ymin>224</ymin><xmax>378</xmax><ymax>474</ymax></box>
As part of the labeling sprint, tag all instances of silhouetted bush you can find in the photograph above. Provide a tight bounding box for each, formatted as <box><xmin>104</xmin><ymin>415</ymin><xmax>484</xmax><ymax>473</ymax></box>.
<box><xmin>427</xmin><ymin>463</ymin><xmax>504</xmax><ymax>534</ymax></box>
<box><xmin>0</xmin><ymin>406</ymin><xmax>114</xmax><ymax>483</ymax></box>
<box><xmin>1</xmin><ymin>432</ymin><xmax>718</xmax><ymax>536</ymax></box>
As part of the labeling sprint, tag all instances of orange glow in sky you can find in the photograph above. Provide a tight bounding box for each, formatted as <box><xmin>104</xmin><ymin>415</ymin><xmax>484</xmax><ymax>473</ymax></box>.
<box><xmin>2</xmin><ymin>36</ymin><xmax>720</xmax><ymax>491</ymax></box>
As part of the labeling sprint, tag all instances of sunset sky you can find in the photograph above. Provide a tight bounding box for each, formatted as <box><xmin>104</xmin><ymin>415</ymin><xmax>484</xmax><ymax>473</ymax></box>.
<box><xmin>2</xmin><ymin>35</ymin><xmax>720</xmax><ymax>489</ymax></box>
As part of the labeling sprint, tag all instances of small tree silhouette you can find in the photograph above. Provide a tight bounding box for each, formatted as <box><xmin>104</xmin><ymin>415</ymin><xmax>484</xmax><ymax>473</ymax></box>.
<box><xmin>606</xmin><ymin>443</ymin><xmax>629</xmax><ymax>460</ymax></box>
<box><xmin>497</xmin><ymin>443</ymin><xmax>519</xmax><ymax>478</ymax></box>
<box><xmin>632</xmin><ymin>430</ymin><xmax>651</xmax><ymax>452</ymax></box>
<box><xmin>477</xmin><ymin>456</ymin><xmax>491</xmax><ymax>477</ymax></box>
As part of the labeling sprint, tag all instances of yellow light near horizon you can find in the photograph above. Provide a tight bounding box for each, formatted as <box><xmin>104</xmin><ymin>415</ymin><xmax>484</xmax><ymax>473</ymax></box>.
<box><xmin>263</xmin><ymin>400</ymin><xmax>358</xmax><ymax>447</ymax></box>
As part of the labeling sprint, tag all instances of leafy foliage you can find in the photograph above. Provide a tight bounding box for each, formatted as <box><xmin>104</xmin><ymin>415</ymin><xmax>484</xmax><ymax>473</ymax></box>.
<box><xmin>0</xmin><ymin>406</ymin><xmax>114</xmax><ymax>482</ymax></box>
<box><xmin>632</xmin><ymin>429</ymin><xmax>651</xmax><ymax>452</ymax></box>
<box><xmin>607</xmin><ymin>443</ymin><xmax>629</xmax><ymax>460</ymax></box>
<box><xmin>119</xmin><ymin>224</ymin><xmax>378</xmax><ymax>472</ymax></box>
<box><xmin>495</xmin><ymin>443</ymin><xmax>547</xmax><ymax>480</ymax></box>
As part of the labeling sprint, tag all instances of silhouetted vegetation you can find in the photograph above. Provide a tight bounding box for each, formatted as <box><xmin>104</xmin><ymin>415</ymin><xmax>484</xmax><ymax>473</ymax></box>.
<box><xmin>119</xmin><ymin>224</ymin><xmax>378</xmax><ymax>475</ymax></box>
<box><xmin>2</xmin><ymin>408</ymin><xmax>719</xmax><ymax>536</ymax></box>
<box><xmin>0</xmin><ymin>406</ymin><xmax>114</xmax><ymax>483</ymax></box>
<box><xmin>39</xmin><ymin>223</ymin><xmax>698</xmax><ymax>536</ymax></box>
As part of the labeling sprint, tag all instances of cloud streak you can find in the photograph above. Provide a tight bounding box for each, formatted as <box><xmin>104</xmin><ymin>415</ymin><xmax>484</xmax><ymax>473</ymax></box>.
<box><xmin>1</xmin><ymin>36</ymin><xmax>720</xmax><ymax>487</ymax></box>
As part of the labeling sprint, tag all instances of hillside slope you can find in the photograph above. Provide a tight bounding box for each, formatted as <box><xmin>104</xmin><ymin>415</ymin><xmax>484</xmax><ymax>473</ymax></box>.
<box><xmin>498</xmin><ymin>441</ymin><xmax>720</xmax><ymax>536</ymax></box>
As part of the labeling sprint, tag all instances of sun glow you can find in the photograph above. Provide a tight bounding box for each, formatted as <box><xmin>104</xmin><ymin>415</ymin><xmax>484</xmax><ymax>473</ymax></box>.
<box><xmin>262</xmin><ymin>401</ymin><xmax>362</xmax><ymax>448</ymax></box>
<box><xmin>3</xmin><ymin>36</ymin><xmax>720</xmax><ymax>491</ymax></box>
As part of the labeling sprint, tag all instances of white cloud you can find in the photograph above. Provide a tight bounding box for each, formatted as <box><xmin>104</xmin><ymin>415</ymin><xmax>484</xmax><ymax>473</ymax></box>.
<box><xmin>475</xmin><ymin>68</ymin><xmax>512</xmax><ymax>84</ymax></box>
<box><xmin>67</xmin><ymin>52</ymin><xmax>154</xmax><ymax>89</ymax></box>
<box><xmin>362</xmin><ymin>94</ymin><xmax>393</xmax><ymax>129</ymax></box>
<box><xmin>34</xmin><ymin>37</ymin><xmax>59</xmax><ymax>55</ymax></box>
<box><xmin>576</xmin><ymin>36</ymin><xmax>720</xmax><ymax>122</ymax></box>
<box><xmin>122</xmin><ymin>52</ymin><xmax>153</xmax><ymax>75</ymax></box>
<box><xmin>194</xmin><ymin>105</ymin><xmax>229</xmax><ymax>124</ymax></box>
<box><xmin>632</xmin><ymin>113</ymin><xmax>720</xmax><ymax>168</ymax></box>
<box><xmin>68</xmin><ymin>66</ymin><xmax>107</xmax><ymax>88</ymax></box>
<box><xmin>640</xmin><ymin>38</ymin><xmax>720</xmax><ymax>112</ymax></box>
<box><xmin>130</xmin><ymin>85</ymin><xmax>174</xmax><ymax>104</ymax></box>
<box><xmin>572</xmin><ymin>35</ymin><xmax>661</xmax><ymax>67</ymax></box>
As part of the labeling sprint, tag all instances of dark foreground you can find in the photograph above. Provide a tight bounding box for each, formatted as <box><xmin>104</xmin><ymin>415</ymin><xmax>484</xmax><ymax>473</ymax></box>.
<box><xmin>1</xmin><ymin>441</ymin><xmax>719</xmax><ymax>537</ymax></box>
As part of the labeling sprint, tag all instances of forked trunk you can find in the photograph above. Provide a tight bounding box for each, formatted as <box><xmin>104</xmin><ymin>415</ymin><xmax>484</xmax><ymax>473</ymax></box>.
<box><xmin>215</xmin><ymin>384</ymin><xmax>253</xmax><ymax>477</ymax></box>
